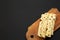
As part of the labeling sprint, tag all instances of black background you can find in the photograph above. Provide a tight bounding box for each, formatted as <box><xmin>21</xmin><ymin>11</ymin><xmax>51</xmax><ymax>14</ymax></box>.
<box><xmin>2</xmin><ymin>0</ymin><xmax>60</xmax><ymax>40</ymax></box>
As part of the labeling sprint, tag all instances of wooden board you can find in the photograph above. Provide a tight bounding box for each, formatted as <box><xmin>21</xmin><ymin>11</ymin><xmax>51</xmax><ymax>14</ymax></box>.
<box><xmin>26</xmin><ymin>8</ymin><xmax>60</xmax><ymax>40</ymax></box>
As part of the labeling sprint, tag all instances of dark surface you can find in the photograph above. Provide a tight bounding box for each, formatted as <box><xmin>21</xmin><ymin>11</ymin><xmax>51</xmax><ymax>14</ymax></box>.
<box><xmin>2</xmin><ymin>0</ymin><xmax>60</xmax><ymax>40</ymax></box>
